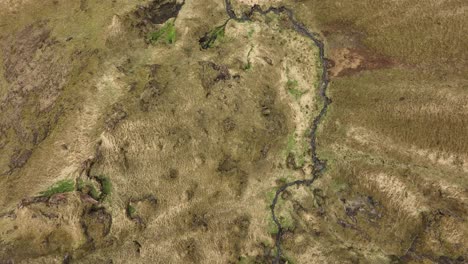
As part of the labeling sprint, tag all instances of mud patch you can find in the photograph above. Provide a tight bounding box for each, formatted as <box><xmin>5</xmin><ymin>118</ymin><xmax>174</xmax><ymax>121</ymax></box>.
<box><xmin>105</xmin><ymin>103</ymin><xmax>127</xmax><ymax>131</ymax></box>
<box><xmin>139</xmin><ymin>79</ymin><xmax>165</xmax><ymax>112</ymax></box>
<box><xmin>0</xmin><ymin>21</ymin><xmax>71</xmax><ymax>174</ymax></box>
<box><xmin>8</xmin><ymin>149</ymin><xmax>32</xmax><ymax>171</ymax></box>
<box><xmin>81</xmin><ymin>207</ymin><xmax>112</xmax><ymax>247</ymax></box>
<box><xmin>340</xmin><ymin>195</ymin><xmax>382</xmax><ymax>224</ymax></box>
<box><xmin>257</xmin><ymin>89</ymin><xmax>287</xmax><ymax>140</ymax></box>
<box><xmin>126</xmin><ymin>195</ymin><xmax>158</xmax><ymax>228</ymax></box>
<box><xmin>0</xmin><ymin>193</ymin><xmax>88</xmax><ymax>261</ymax></box>
<box><xmin>198</xmin><ymin>60</ymin><xmax>231</xmax><ymax>96</ymax></box>
<box><xmin>328</xmin><ymin>47</ymin><xmax>394</xmax><ymax>77</ymax></box>
<box><xmin>2</xmin><ymin>22</ymin><xmax>51</xmax><ymax>83</ymax></box>
<box><xmin>127</xmin><ymin>0</ymin><xmax>184</xmax><ymax>37</ymax></box>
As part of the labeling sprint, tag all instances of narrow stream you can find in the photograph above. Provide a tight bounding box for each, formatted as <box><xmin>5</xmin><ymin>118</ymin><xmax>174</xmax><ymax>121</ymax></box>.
<box><xmin>223</xmin><ymin>1</ymin><xmax>332</xmax><ymax>263</ymax></box>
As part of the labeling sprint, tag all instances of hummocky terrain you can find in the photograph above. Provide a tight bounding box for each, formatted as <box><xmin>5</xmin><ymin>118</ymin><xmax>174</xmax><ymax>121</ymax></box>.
<box><xmin>0</xmin><ymin>0</ymin><xmax>467</xmax><ymax>263</ymax></box>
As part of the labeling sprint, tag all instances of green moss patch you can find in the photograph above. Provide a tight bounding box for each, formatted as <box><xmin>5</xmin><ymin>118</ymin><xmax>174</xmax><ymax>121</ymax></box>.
<box><xmin>127</xmin><ymin>204</ymin><xmax>137</xmax><ymax>218</ymax></box>
<box><xmin>96</xmin><ymin>175</ymin><xmax>112</xmax><ymax>197</ymax></box>
<box><xmin>39</xmin><ymin>179</ymin><xmax>75</xmax><ymax>197</ymax></box>
<box><xmin>148</xmin><ymin>20</ymin><xmax>176</xmax><ymax>44</ymax></box>
<box><xmin>243</xmin><ymin>46</ymin><xmax>254</xmax><ymax>71</ymax></box>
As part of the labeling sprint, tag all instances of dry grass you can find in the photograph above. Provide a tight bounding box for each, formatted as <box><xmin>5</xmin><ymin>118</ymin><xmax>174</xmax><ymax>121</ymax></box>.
<box><xmin>323</xmin><ymin>68</ymin><xmax>468</xmax><ymax>156</ymax></box>
<box><xmin>0</xmin><ymin>0</ymin><xmax>467</xmax><ymax>263</ymax></box>
<box><xmin>279</xmin><ymin>0</ymin><xmax>468</xmax><ymax>261</ymax></box>
<box><xmin>0</xmin><ymin>0</ymin><xmax>324</xmax><ymax>262</ymax></box>
<box><xmin>296</xmin><ymin>0</ymin><xmax>468</xmax><ymax>70</ymax></box>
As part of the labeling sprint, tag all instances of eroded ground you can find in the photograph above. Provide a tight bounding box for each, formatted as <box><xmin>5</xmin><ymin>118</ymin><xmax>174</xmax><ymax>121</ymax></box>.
<box><xmin>0</xmin><ymin>0</ymin><xmax>467</xmax><ymax>263</ymax></box>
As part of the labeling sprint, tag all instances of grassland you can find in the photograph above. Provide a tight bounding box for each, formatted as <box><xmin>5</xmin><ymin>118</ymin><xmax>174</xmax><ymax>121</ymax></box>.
<box><xmin>269</xmin><ymin>0</ymin><xmax>468</xmax><ymax>262</ymax></box>
<box><xmin>295</xmin><ymin>0</ymin><xmax>467</xmax><ymax>69</ymax></box>
<box><xmin>0</xmin><ymin>0</ymin><xmax>321</xmax><ymax>262</ymax></box>
<box><xmin>0</xmin><ymin>0</ymin><xmax>466</xmax><ymax>263</ymax></box>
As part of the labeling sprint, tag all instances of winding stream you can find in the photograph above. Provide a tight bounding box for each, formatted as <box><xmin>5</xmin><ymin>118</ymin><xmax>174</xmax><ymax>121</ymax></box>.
<box><xmin>223</xmin><ymin>1</ymin><xmax>332</xmax><ymax>262</ymax></box>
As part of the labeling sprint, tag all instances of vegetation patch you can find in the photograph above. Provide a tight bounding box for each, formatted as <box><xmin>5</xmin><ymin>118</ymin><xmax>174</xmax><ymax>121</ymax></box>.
<box><xmin>286</xmin><ymin>79</ymin><xmax>306</xmax><ymax>100</ymax></box>
<box><xmin>266</xmin><ymin>188</ymin><xmax>294</xmax><ymax>236</ymax></box>
<box><xmin>278</xmin><ymin>213</ymin><xmax>295</xmax><ymax>232</ymax></box>
<box><xmin>243</xmin><ymin>46</ymin><xmax>254</xmax><ymax>71</ymax></box>
<box><xmin>283</xmin><ymin>254</ymin><xmax>297</xmax><ymax>264</ymax></box>
<box><xmin>199</xmin><ymin>21</ymin><xmax>228</xmax><ymax>49</ymax></box>
<box><xmin>330</xmin><ymin>178</ymin><xmax>349</xmax><ymax>193</ymax></box>
<box><xmin>238</xmin><ymin>256</ymin><xmax>254</xmax><ymax>264</ymax></box>
<box><xmin>96</xmin><ymin>175</ymin><xmax>112</xmax><ymax>198</ymax></box>
<box><xmin>148</xmin><ymin>20</ymin><xmax>176</xmax><ymax>44</ymax></box>
<box><xmin>39</xmin><ymin>179</ymin><xmax>75</xmax><ymax>197</ymax></box>
<box><xmin>268</xmin><ymin>216</ymin><xmax>280</xmax><ymax>235</ymax></box>
<box><xmin>267</xmin><ymin>213</ymin><xmax>295</xmax><ymax>235</ymax></box>
<box><xmin>247</xmin><ymin>28</ymin><xmax>254</xmax><ymax>39</ymax></box>
<box><xmin>285</xmin><ymin>133</ymin><xmax>296</xmax><ymax>153</ymax></box>
<box><xmin>77</xmin><ymin>179</ymin><xmax>101</xmax><ymax>200</ymax></box>
<box><xmin>284</xmin><ymin>132</ymin><xmax>309</xmax><ymax>169</ymax></box>
<box><xmin>127</xmin><ymin>204</ymin><xmax>137</xmax><ymax>218</ymax></box>
<box><xmin>243</xmin><ymin>61</ymin><xmax>252</xmax><ymax>71</ymax></box>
